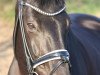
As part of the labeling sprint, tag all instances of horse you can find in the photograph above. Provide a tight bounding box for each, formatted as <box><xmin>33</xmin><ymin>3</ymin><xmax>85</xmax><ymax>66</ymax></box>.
<box><xmin>8</xmin><ymin>0</ymin><xmax>100</xmax><ymax>75</ymax></box>
<box><xmin>66</xmin><ymin>13</ymin><xmax>100</xmax><ymax>75</ymax></box>
<box><xmin>8</xmin><ymin>0</ymin><xmax>71</xmax><ymax>75</ymax></box>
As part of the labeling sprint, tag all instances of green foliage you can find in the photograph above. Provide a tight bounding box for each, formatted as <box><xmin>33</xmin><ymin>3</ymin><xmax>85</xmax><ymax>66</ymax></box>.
<box><xmin>66</xmin><ymin>0</ymin><xmax>100</xmax><ymax>15</ymax></box>
<box><xmin>0</xmin><ymin>0</ymin><xmax>15</xmax><ymax>22</ymax></box>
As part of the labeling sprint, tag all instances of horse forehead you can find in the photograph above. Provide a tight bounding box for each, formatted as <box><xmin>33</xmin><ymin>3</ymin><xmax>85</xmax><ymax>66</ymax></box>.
<box><xmin>23</xmin><ymin>9</ymin><xmax>37</xmax><ymax>22</ymax></box>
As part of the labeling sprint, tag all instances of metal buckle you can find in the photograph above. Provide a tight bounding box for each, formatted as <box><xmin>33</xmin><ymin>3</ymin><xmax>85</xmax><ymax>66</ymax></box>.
<box><xmin>61</xmin><ymin>56</ymin><xmax>72</xmax><ymax>67</ymax></box>
<box><xmin>33</xmin><ymin>72</ymin><xmax>38</xmax><ymax>75</ymax></box>
<box><xmin>29</xmin><ymin>68</ymin><xmax>38</xmax><ymax>75</ymax></box>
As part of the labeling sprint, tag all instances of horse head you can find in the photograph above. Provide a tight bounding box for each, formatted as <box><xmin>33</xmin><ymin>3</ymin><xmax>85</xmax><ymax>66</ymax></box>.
<box><xmin>14</xmin><ymin>0</ymin><xmax>71</xmax><ymax>75</ymax></box>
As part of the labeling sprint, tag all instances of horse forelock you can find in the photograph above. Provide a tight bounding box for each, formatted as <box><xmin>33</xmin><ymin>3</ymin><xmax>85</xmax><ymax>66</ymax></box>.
<box><xmin>23</xmin><ymin>0</ymin><xmax>65</xmax><ymax>7</ymax></box>
<box><xmin>35</xmin><ymin>0</ymin><xmax>65</xmax><ymax>5</ymax></box>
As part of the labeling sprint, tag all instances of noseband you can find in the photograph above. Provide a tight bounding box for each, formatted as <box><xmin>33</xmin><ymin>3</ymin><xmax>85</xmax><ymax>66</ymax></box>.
<box><xmin>17</xmin><ymin>0</ymin><xmax>70</xmax><ymax>75</ymax></box>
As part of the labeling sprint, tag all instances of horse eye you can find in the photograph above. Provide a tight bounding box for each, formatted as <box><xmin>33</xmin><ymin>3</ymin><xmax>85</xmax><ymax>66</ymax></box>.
<box><xmin>26</xmin><ymin>22</ymin><xmax>38</xmax><ymax>32</ymax></box>
<box><xmin>27</xmin><ymin>22</ymin><xmax>36</xmax><ymax>29</ymax></box>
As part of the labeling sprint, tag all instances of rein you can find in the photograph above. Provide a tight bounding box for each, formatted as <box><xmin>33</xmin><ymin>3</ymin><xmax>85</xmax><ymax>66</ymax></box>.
<box><xmin>17</xmin><ymin>0</ymin><xmax>70</xmax><ymax>75</ymax></box>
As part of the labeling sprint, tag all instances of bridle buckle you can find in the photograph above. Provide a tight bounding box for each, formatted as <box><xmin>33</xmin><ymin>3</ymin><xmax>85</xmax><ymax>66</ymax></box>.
<box><xmin>29</xmin><ymin>68</ymin><xmax>38</xmax><ymax>75</ymax></box>
<box><xmin>61</xmin><ymin>56</ymin><xmax>72</xmax><ymax>67</ymax></box>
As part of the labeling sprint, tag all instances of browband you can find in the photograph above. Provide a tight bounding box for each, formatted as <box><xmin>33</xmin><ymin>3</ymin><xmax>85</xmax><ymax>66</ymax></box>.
<box><xmin>20</xmin><ymin>1</ymin><xmax>66</xmax><ymax>16</ymax></box>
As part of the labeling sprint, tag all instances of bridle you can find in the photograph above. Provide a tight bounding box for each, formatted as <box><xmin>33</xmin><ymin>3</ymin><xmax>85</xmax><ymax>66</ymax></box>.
<box><xmin>17</xmin><ymin>0</ymin><xmax>70</xmax><ymax>75</ymax></box>
<box><xmin>16</xmin><ymin>0</ymin><xmax>70</xmax><ymax>75</ymax></box>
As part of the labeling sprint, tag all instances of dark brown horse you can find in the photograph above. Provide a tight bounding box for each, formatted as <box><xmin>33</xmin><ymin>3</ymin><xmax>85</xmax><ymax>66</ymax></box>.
<box><xmin>8</xmin><ymin>0</ymin><xmax>100</xmax><ymax>75</ymax></box>
<box><xmin>8</xmin><ymin>0</ymin><xmax>70</xmax><ymax>75</ymax></box>
<box><xmin>66</xmin><ymin>14</ymin><xmax>100</xmax><ymax>75</ymax></box>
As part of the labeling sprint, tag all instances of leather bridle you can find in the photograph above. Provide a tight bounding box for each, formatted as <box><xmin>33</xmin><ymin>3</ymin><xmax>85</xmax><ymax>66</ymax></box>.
<box><xmin>16</xmin><ymin>0</ymin><xmax>70</xmax><ymax>75</ymax></box>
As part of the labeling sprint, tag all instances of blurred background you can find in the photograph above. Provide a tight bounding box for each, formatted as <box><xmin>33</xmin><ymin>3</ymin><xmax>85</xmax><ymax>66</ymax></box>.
<box><xmin>0</xmin><ymin>0</ymin><xmax>100</xmax><ymax>75</ymax></box>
